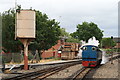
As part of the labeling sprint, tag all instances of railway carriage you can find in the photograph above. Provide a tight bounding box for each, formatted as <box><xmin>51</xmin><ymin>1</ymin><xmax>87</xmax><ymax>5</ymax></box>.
<box><xmin>81</xmin><ymin>45</ymin><xmax>102</xmax><ymax>67</ymax></box>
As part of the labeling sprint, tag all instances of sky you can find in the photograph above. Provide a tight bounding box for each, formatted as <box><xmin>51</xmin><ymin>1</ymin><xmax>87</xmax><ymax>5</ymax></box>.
<box><xmin>0</xmin><ymin>0</ymin><xmax>119</xmax><ymax>37</ymax></box>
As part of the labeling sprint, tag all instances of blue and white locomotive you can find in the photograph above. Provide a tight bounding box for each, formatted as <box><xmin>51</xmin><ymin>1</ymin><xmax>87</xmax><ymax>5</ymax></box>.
<box><xmin>81</xmin><ymin>45</ymin><xmax>102</xmax><ymax>67</ymax></box>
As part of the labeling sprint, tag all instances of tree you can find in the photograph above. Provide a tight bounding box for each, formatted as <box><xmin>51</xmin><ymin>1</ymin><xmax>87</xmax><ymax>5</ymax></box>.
<box><xmin>71</xmin><ymin>22</ymin><xmax>103</xmax><ymax>42</ymax></box>
<box><xmin>59</xmin><ymin>28</ymin><xmax>70</xmax><ymax>37</ymax></box>
<box><xmin>101</xmin><ymin>38</ymin><xmax>116</xmax><ymax>48</ymax></box>
<box><xmin>66</xmin><ymin>36</ymin><xmax>80</xmax><ymax>43</ymax></box>
<box><xmin>59</xmin><ymin>28</ymin><xmax>80</xmax><ymax>43</ymax></box>
<box><xmin>29</xmin><ymin>10</ymin><xmax>61</xmax><ymax>51</ymax></box>
<box><xmin>2</xmin><ymin>9</ymin><xmax>22</xmax><ymax>53</ymax></box>
<box><xmin>2</xmin><ymin>8</ymin><xmax>61</xmax><ymax>53</ymax></box>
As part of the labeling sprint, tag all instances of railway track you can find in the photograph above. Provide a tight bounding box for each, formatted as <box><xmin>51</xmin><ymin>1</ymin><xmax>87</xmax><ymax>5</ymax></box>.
<box><xmin>66</xmin><ymin>54</ymin><xmax>120</xmax><ymax>80</ymax></box>
<box><xmin>3</xmin><ymin>61</ymin><xmax>81</xmax><ymax>80</ymax></box>
<box><xmin>3</xmin><ymin>54</ymin><xmax>119</xmax><ymax>80</ymax></box>
<box><xmin>67</xmin><ymin>67</ymin><xmax>91</xmax><ymax>80</ymax></box>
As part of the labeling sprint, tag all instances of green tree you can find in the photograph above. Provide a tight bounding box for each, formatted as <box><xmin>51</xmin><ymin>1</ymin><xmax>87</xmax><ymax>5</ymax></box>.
<box><xmin>59</xmin><ymin>28</ymin><xmax>70</xmax><ymax>37</ymax></box>
<box><xmin>2</xmin><ymin>8</ymin><xmax>61</xmax><ymax>53</ymax></box>
<box><xmin>2</xmin><ymin>9</ymin><xmax>22</xmax><ymax>53</ymax></box>
<box><xmin>66</xmin><ymin>36</ymin><xmax>80</xmax><ymax>43</ymax></box>
<box><xmin>29</xmin><ymin>11</ymin><xmax>61</xmax><ymax>51</ymax></box>
<box><xmin>101</xmin><ymin>38</ymin><xmax>116</xmax><ymax>48</ymax></box>
<box><xmin>71</xmin><ymin>22</ymin><xmax>103</xmax><ymax>42</ymax></box>
<box><xmin>59</xmin><ymin>28</ymin><xmax>80</xmax><ymax>43</ymax></box>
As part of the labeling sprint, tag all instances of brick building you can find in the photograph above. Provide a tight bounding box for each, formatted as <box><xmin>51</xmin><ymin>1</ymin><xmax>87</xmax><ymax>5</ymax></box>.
<box><xmin>41</xmin><ymin>40</ymin><xmax>80</xmax><ymax>59</ymax></box>
<box><xmin>41</xmin><ymin>40</ymin><xmax>64</xmax><ymax>59</ymax></box>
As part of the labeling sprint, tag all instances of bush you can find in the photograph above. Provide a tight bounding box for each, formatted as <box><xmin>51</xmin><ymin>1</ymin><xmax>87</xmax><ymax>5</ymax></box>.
<box><xmin>2</xmin><ymin>53</ymin><xmax>12</xmax><ymax>63</ymax></box>
<box><xmin>2</xmin><ymin>53</ymin><xmax>23</xmax><ymax>63</ymax></box>
<box><xmin>28</xmin><ymin>53</ymin><xmax>34</xmax><ymax>60</ymax></box>
<box><xmin>54</xmin><ymin>57</ymin><xmax>61</xmax><ymax>60</ymax></box>
<box><xmin>103</xmin><ymin>49</ymin><xmax>116</xmax><ymax>55</ymax></box>
<box><xmin>12</xmin><ymin>53</ymin><xmax>22</xmax><ymax>63</ymax></box>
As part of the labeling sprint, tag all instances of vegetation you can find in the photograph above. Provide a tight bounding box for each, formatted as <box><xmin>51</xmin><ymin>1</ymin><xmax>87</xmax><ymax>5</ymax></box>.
<box><xmin>101</xmin><ymin>38</ymin><xmax>116</xmax><ymax>48</ymax></box>
<box><xmin>2</xmin><ymin>9</ymin><xmax>22</xmax><ymax>53</ymax></box>
<box><xmin>103</xmin><ymin>48</ymin><xmax>117</xmax><ymax>56</ymax></box>
<box><xmin>59</xmin><ymin>28</ymin><xmax>70</xmax><ymax>38</ymax></box>
<box><xmin>29</xmin><ymin>10</ymin><xmax>61</xmax><ymax>52</ymax></box>
<box><xmin>71</xmin><ymin>22</ymin><xmax>103</xmax><ymax>42</ymax></box>
<box><xmin>104</xmin><ymin>49</ymin><xmax>113</xmax><ymax>54</ymax></box>
<box><xmin>3</xmin><ymin>7</ymin><xmax>111</xmax><ymax>63</ymax></box>
<box><xmin>2</xmin><ymin>7</ymin><xmax>81</xmax><ymax>62</ymax></box>
<box><xmin>59</xmin><ymin>28</ymin><xmax>80</xmax><ymax>43</ymax></box>
<box><xmin>66</xmin><ymin>36</ymin><xmax>80</xmax><ymax>43</ymax></box>
<box><xmin>2</xmin><ymin>8</ymin><xmax>62</xmax><ymax>53</ymax></box>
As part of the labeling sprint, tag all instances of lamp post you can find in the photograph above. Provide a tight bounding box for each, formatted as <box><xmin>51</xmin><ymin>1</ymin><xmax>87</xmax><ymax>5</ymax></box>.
<box><xmin>111</xmin><ymin>36</ymin><xmax>113</xmax><ymax>64</ymax></box>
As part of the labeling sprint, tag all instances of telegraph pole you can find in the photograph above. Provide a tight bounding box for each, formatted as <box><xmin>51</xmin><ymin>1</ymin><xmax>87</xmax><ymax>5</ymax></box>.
<box><xmin>111</xmin><ymin>36</ymin><xmax>113</xmax><ymax>64</ymax></box>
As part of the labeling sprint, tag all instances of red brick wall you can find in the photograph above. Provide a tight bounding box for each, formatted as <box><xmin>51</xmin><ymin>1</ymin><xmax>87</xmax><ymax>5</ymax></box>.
<box><xmin>41</xmin><ymin>51</ymin><xmax>54</xmax><ymax>59</ymax></box>
<box><xmin>41</xmin><ymin>40</ymin><xmax>63</xmax><ymax>59</ymax></box>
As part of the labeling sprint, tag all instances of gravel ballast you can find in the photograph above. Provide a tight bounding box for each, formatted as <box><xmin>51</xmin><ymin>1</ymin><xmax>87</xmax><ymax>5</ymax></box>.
<box><xmin>45</xmin><ymin>64</ymin><xmax>82</xmax><ymax>79</ymax></box>
<box><xmin>1</xmin><ymin>61</ymin><xmax>81</xmax><ymax>79</ymax></box>
<box><xmin>85</xmin><ymin>59</ymin><xmax>119</xmax><ymax>79</ymax></box>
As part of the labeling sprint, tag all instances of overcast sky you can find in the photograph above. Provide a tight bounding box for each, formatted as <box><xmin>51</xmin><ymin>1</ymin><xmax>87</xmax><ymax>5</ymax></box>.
<box><xmin>0</xmin><ymin>0</ymin><xmax>119</xmax><ymax>37</ymax></box>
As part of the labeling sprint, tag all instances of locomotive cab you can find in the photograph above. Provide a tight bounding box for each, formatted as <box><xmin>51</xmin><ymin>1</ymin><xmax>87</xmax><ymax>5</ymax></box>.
<box><xmin>81</xmin><ymin>45</ymin><xmax>102</xmax><ymax>67</ymax></box>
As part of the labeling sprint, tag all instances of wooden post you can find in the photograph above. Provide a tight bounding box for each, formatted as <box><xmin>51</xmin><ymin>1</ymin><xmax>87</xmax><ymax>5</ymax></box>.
<box><xmin>23</xmin><ymin>40</ymin><xmax>28</xmax><ymax>70</ymax></box>
<box><xmin>20</xmin><ymin>39</ymin><xmax>32</xmax><ymax>70</ymax></box>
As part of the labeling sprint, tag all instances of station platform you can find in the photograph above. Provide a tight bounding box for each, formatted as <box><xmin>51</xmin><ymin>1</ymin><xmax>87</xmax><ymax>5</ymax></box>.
<box><xmin>1</xmin><ymin>59</ymin><xmax>81</xmax><ymax>69</ymax></box>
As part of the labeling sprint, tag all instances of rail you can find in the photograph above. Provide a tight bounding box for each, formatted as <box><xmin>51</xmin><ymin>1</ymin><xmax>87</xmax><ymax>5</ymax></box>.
<box><xmin>3</xmin><ymin>61</ymin><xmax>81</xmax><ymax>80</ymax></box>
<box><xmin>67</xmin><ymin>67</ymin><xmax>91</xmax><ymax>80</ymax></box>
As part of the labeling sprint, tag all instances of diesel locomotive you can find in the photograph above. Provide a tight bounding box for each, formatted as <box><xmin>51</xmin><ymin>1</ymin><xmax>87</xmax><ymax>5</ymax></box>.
<box><xmin>81</xmin><ymin>45</ymin><xmax>102</xmax><ymax>67</ymax></box>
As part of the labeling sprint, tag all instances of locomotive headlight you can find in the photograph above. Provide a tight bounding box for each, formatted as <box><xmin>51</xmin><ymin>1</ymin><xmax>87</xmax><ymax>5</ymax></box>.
<box><xmin>92</xmin><ymin>47</ymin><xmax>96</xmax><ymax>51</ymax></box>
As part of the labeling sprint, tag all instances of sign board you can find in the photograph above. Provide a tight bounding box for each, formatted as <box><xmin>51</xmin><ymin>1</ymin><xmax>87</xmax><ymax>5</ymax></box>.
<box><xmin>16</xmin><ymin>10</ymin><xmax>35</xmax><ymax>38</ymax></box>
